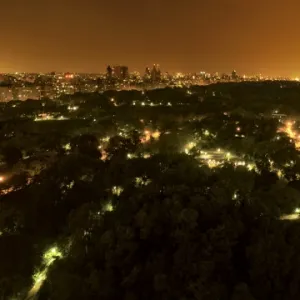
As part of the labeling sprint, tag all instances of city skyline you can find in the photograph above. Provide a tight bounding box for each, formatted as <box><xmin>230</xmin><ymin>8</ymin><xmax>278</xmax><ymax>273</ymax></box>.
<box><xmin>1</xmin><ymin>0</ymin><xmax>300</xmax><ymax>77</ymax></box>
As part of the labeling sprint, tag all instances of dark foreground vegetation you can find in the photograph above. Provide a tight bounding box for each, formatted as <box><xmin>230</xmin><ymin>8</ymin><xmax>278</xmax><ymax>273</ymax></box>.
<box><xmin>2</xmin><ymin>81</ymin><xmax>300</xmax><ymax>299</ymax></box>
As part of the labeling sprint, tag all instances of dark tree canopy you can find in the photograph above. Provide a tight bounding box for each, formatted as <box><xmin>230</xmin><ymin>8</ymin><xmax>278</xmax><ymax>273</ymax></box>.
<box><xmin>1</xmin><ymin>82</ymin><xmax>300</xmax><ymax>300</ymax></box>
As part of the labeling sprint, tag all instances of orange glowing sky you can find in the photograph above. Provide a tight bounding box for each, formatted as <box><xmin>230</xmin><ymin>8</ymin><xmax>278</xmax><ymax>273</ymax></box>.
<box><xmin>1</xmin><ymin>0</ymin><xmax>300</xmax><ymax>76</ymax></box>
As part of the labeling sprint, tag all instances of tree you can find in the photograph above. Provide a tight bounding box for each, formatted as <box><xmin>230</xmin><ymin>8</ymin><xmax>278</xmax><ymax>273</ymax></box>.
<box><xmin>71</xmin><ymin>134</ymin><xmax>101</xmax><ymax>159</ymax></box>
<box><xmin>1</xmin><ymin>146</ymin><xmax>22</xmax><ymax>167</ymax></box>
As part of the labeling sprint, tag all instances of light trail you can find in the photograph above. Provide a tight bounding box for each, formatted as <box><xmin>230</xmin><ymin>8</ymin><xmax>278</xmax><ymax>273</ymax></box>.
<box><xmin>26</xmin><ymin>246</ymin><xmax>63</xmax><ymax>300</ymax></box>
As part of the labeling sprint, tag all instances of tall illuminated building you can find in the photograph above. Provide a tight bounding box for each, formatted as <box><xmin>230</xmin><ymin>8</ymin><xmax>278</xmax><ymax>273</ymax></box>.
<box><xmin>112</xmin><ymin>65</ymin><xmax>129</xmax><ymax>80</ymax></box>
<box><xmin>232</xmin><ymin>70</ymin><xmax>238</xmax><ymax>80</ymax></box>
<box><xmin>145</xmin><ymin>67</ymin><xmax>151</xmax><ymax>77</ymax></box>
<box><xmin>151</xmin><ymin>64</ymin><xmax>161</xmax><ymax>82</ymax></box>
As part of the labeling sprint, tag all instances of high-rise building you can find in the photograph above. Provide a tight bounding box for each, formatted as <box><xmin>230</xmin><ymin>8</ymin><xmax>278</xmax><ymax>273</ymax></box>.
<box><xmin>151</xmin><ymin>64</ymin><xmax>161</xmax><ymax>82</ymax></box>
<box><xmin>106</xmin><ymin>65</ymin><xmax>113</xmax><ymax>78</ymax></box>
<box><xmin>144</xmin><ymin>67</ymin><xmax>151</xmax><ymax>82</ymax></box>
<box><xmin>120</xmin><ymin>66</ymin><xmax>129</xmax><ymax>79</ymax></box>
<box><xmin>145</xmin><ymin>67</ymin><xmax>151</xmax><ymax>77</ymax></box>
<box><xmin>232</xmin><ymin>70</ymin><xmax>238</xmax><ymax>80</ymax></box>
<box><xmin>112</xmin><ymin>65</ymin><xmax>129</xmax><ymax>80</ymax></box>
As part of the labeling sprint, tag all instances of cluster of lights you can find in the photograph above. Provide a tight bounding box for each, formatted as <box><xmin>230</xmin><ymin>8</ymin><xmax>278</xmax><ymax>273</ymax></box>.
<box><xmin>43</xmin><ymin>247</ymin><xmax>63</xmax><ymax>266</ymax></box>
<box><xmin>104</xmin><ymin>202</ymin><xmax>114</xmax><ymax>212</ymax></box>
<box><xmin>101</xmin><ymin>136</ymin><xmax>111</xmax><ymax>142</ymax></box>
<box><xmin>0</xmin><ymin>186</ymin><xmax>14</xmax><ymax>195</ymax></box>
<box><xmin>280</xmin><ymin>208</ymin><xmax>300</xmax><ymax>221</ymax></box>
<box><xmin>141</xmin><ymin>129</ymin><xmax>161</xmax><ymax>143</ymax></box>
<box><xmin>278</xmin><ymin>120</ymin><xmax>300</xmax><ymax>148</ymax></box>
<box><xmin>205</xmin><ymin>159</ymin><xmax>222</xmax><ymax>169</ymax></box>
<box><xmin>34</xmin><ymin>114</ymin><xmax>67</xmax><ymax>122</ymax></box>
<box><xmin>132</xmin><ymin>101</ymin><xmax>172</xmax><ymax>107</ymax></box>
<box><xmin>182</xmin><ymin>141</ymin><xmax>258</xmax><ymax>172</ymax></box>
<box><xmin>112</xmin><ymin>186</ymin><xmax>124</xmax><ymax>196</ymax></box>
<box><xmin>67</xmin><ymin>105</ymin><xmax>78</xmax><ymax>111</ymax></box>
<box><xmin>127</xmin><ymin>153</ymin><xmax>137</xmax><ymax>159</ymax></box>
<box><xmin>184</xmin><ymin>141</ymin><xmax>197</xmax><ymax>154</ymax></box>
<box><xmin>63</xmin><ymin>143</ymin><xmax>71</xmax><ymax>151</ymax></box>
<box><xmin>135</xmin><ymin>176</ymin><xmax>151</xmax><ymax>187</ymax></box>
<box><xmin>143</xmin><ymin>153</ymin><xmax>151</xmax><ymax>159</ymax></box>
<box><xmin>28</xmin><ymin>246</ymin><xmax>63</xmax><ymax>298</ymax></box>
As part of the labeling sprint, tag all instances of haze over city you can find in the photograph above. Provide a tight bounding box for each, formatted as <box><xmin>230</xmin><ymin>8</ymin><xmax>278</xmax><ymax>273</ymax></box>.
<box><xmin>1</xmin><ymin>0</ymin><xmax>300</xmax><ymax>77</ymax></box>
<box><xmin>3</xmin><ymin>1</ymin><xmax>300</xmax><ymax>300</ymax></box>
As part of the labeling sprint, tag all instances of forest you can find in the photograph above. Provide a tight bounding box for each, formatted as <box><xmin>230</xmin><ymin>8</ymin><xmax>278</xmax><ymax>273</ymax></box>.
<box><xmin>1</xmin><ymin>81</ymin><xmax>300</xmax><ymax>299</ymax></box>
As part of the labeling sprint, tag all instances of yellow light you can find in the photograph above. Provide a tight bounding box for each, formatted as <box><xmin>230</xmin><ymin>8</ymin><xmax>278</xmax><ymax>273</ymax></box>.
<box><xmin>226</xmin><ymin>152</ymin><xmax>231</xmax><ymax>159</ymax></box>
<box><xmin>33</xmin><ymin>270</ymin><xmax>47</xmax><ymax>284</ymax></box>
<box><xmin>43</xmin><ymin>247</ymin><xmax>62</xmax><ymax>266</ymax></box>
<box><xmin>102</xmin><ymin>136</ymin><xmax>110</xmax><ymax>142</ymax></box>
<box><xmin>112</xmin><ymin>186</ymin><xmax>123</xmax><ymax>196</ymax></box>
<box><xmin>206</xmin><ymin>159</ymin><xmax>220</xmax><ymax>169</ymax></box>
<box><xmin>0</xmin><ymin>176</ymin><xmax>4</xmax><ymax>182</ymax></box>
<box><xmin>247</xmin><ymin>163</ymin><xmax>255</xmax><ymax>171</ymax></box>
<box><xmin>104</xmin><ymin>202</ymin><xmax>114</xmax><ymax>212</ymax></box>
<box><xmin>152</xmin><ymin>131</ymin><xmax>161</xmax><ymax>139</ymax></box>
<box><xmin>186</xmin><ymin>142</ymin><xmax>196</xmax><ymax>150</ymax></box>
<box><xmin>63</xmin><ymin>143</ymin><xmax>71</xmax><ymax>151</ymax></box>
<box><xmin>127</xmin><ymin>153</ymin><xmax>136</xmax><ymax>159</ymax></box>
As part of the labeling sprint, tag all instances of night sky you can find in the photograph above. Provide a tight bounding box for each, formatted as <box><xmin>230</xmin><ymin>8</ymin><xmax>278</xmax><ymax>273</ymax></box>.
<box><xmin>1</xmin><ymin>0</ymin><xmax>300</xmax><ymax>76</ymax></box>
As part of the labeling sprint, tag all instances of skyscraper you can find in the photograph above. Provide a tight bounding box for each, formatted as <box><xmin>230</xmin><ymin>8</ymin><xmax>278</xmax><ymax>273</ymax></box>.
<box><xmin>120</xmin><ymin>66</ymin><xmax>129</xmax><ymax>80</ymax></box>
<box><xmin>145</xmin><ymin>67</ymin><xmax>151</xmax><ymax>77</ymax></box>
<box><xmin>112</xmin><ymin>65</ymin><xmax>129</xmax><ymax>80</ymax></box>
<box><xmin>151</xmin><ymin>64</ymin><xmax>161</xmax><ymax>82</ymax></box>
<box><xmin>106</xmin><ymin>65</ymin><xmax>113</xmax><ymax>78</ymax></box>
<box><xmin>231</xmin><ymin>70</ymin><xmax>238</xmax><ymax>80</ymax></box>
